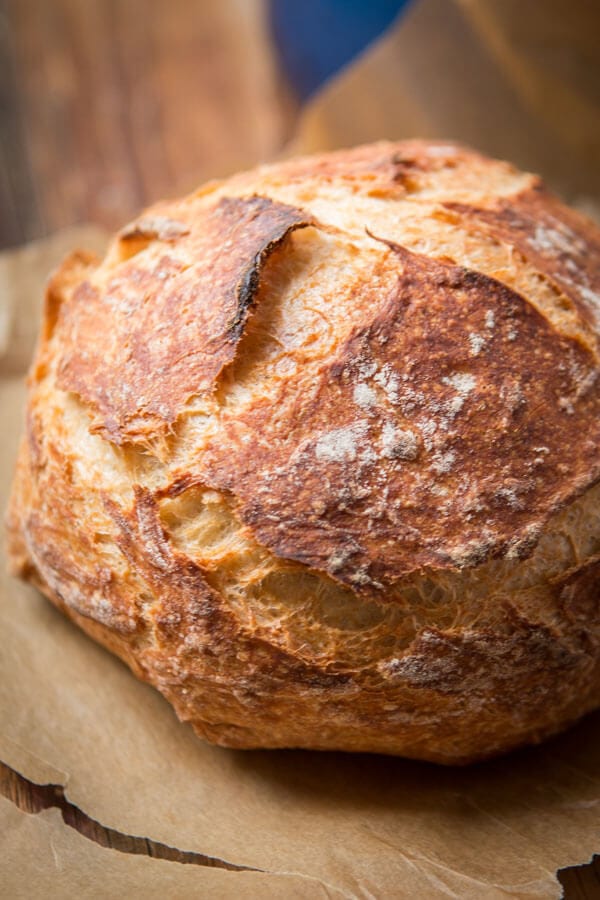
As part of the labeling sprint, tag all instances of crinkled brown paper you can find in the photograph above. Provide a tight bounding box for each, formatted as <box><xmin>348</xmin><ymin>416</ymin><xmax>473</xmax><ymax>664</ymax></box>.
<box><xmin>3</xmin><ymin>2</ymin><xmax>600</xmax><ymax>893</ymax></box>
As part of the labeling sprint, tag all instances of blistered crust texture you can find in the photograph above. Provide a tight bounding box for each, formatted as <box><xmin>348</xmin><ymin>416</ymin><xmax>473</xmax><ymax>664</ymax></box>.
<box><xmin>7</xmin><ymin>140</ymin><xmax>600</xmax><ymax>763</ymax></box>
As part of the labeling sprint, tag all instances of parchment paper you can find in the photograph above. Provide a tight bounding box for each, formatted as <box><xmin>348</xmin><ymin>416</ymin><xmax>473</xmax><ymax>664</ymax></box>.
<box><xmin>0</xmin><ymin>797</ymin><xmax>319</xmax><ymax>899</ymax></box>
<box><xmin>3</xmin><ymin>5</ymin><xmax>600</xmax><ymax>894</ymax></box>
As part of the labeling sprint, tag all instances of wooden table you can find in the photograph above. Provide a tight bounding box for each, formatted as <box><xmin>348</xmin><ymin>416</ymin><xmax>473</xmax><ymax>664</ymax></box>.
<box><xmin>0</xmin><ymin>0</ymin><xmax>296</xmax><ymax>250</ymax></box>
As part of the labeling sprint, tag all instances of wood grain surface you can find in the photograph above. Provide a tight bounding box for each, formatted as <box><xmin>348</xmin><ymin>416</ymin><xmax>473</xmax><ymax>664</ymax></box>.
<box><xmin>0</xmin><ymin>0</ymin><xmax>296</xmax><ymax>250</ymax></box>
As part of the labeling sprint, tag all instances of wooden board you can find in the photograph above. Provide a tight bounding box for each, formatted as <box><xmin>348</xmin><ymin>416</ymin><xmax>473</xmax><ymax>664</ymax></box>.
<box><xmin>0</xmin><ymin>0</ymin><xmax>296</xmax><ymax>249</ymax></box>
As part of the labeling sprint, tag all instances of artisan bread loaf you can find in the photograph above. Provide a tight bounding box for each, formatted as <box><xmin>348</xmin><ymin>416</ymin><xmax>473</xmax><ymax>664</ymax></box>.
<box><xmin>7</xmin><ymin>141</ymin><xmax>600</xmax><ymax>763</ymax></box>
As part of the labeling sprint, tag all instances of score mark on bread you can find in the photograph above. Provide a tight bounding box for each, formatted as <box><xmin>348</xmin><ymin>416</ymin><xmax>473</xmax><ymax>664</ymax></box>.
<box><xmin>56</xmin><ymin>196</ymin><xmax>313</xmax><ymax>442</ymax></box>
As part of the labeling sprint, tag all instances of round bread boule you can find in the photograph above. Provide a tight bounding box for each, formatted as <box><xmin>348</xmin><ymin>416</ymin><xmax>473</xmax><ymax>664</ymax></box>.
<box><xmin>7</xmin><ymin>140</ymin><xmax>600</xmax><ymax>763</ymax></box>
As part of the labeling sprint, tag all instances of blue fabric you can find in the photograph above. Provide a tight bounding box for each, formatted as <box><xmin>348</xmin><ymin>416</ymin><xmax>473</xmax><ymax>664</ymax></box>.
<box><xmin>269</xmin><ymin>0</ymin><xmax>413</xmax><ymax>101</ymax></box>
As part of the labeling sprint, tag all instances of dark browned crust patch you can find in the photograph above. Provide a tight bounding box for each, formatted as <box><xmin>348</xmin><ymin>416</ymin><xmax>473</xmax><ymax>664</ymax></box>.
<box><xmin>379</xmin><ymin>618</ymin><xmax>586</xmax><ymax>698</ymax></box>
<box><xmin>199</xmin><ymin>243</ymin><xmax>600</xmax><ymax>588</ymax></box>
<box><xmin>56</xmin><ymin>196</ymin><xmax>313</xmax><ymax>443</ymax></box>
<box><xmin>444</xmin><ymin>184</ymin><xmax>600</xmax><ymax>331</ymax></box>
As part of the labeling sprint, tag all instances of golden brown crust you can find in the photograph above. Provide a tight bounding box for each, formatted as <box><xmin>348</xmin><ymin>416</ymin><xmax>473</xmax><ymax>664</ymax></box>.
<box><xmin>7</xmin><ymin>139</ymin><xmax>600</xmax><ymax>763</ymax></box>
<box><xmin>57</xmin><ymin>196</ymin><xmax>312</xmax><ymax>443</ymax></box>
<box><xmin>200</xmin><ymin>242</ymin><xmax>600</xmax><ymax>586</ymax></box>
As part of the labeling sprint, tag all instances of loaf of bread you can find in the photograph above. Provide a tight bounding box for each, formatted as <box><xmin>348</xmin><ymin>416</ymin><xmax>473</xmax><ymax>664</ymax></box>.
<box><xmin>7</xmin><ymin>141</ymin><xmax>600</xmax><ymax>763</ymax></box>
